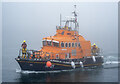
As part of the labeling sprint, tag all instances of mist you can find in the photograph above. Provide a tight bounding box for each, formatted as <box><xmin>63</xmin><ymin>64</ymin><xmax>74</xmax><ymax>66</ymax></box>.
<box><xmin>2</xmin><ymin>2</ymin><xmax>118</xmax><ymax>56</ymax></box>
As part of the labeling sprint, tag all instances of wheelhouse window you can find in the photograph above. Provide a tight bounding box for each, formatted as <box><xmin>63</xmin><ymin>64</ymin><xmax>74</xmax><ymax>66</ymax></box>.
<box><xmin>68</xmin><ymin>43</ymin><xmax>71</xmax><ymax>47</ymax></box>
<box><xmin>75</xmin><ymin>42</ymin><xmax>77</xmax><ymax>47</ymax></box>
<box><xmin>43</xmin><ymin>40</ymin><xmax>47</xmax><ymax>46</ymax></box>
<box><xmin>72</xmin><ymin>42</ymin><xmax>74</xmax><ymax>47</ymax></box>
<box><xmin>47</xmin><ymin>41</ymin><xmax>52</xmax><ymax>46</ymax></box>
<box><xmin>78</xmin><ymin>42</ymin><xmax>81</xmax><ymax>47</ymax></box>
<box><xmin>65</xmin><ymin>43</ymin><xmax>68</xmax><ymax>48</ymax></box>
<box><xmin>61</xmin><ymin>42</ymin><xmax>64</xmax><ymax>48</ymax></box>
<box><xmin>53</xmin><ymin>42</ymin><xmax>59</xmax><ymax>47</ymax></box>
<box><xmin>53</xmin><ymin>40</ymin><xmax>59</xmax><ymax>47</ymax></box>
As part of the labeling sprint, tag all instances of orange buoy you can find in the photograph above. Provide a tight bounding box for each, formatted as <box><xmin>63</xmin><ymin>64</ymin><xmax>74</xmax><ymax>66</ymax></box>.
<box><xmin>46</xmin><ymin>61</ymin><xmax>52</xmax><ymax>67</ymax></box>
<box><xmin>29</xmin><ymin>57</ymin><xmax>32</xmax><ymax>59</ymax></box>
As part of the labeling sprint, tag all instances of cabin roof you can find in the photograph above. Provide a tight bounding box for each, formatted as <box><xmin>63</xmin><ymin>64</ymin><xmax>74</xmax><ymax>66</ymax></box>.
<box><xmin>42</xmin><ymin>29</ymin><xmax>86</xmax><ymax>42</ymax></box>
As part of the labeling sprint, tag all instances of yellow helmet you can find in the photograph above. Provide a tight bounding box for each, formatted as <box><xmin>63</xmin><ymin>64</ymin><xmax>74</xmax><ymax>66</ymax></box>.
<box><xmin>23</xmin><ymin>40</ymin><xmax>26</xmax><ymax>42</ymax></box>
<box><xmin>93</xmin><ymin>43</ymin><xmax>96</xmax><ymax>45</ymax></box>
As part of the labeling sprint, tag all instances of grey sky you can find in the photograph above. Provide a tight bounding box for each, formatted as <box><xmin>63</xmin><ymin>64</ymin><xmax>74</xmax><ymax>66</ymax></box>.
<box><xmin>2</xmin><ymin>2</ymin><xmax>118</xmax><ymax>54</ymax></box>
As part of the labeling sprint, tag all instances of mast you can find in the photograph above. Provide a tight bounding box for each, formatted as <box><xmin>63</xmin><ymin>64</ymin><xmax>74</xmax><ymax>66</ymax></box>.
<box><xmin>72</xmin><ymin>5</ymin><xmax>79</xmax><ymax>33</ymax></box>
<box><xmin>60</xmin><ymin>14</ymin><xmax>62</xmax><ymax>28</ymax></box>
<box><xmin>73</xmin><ymin>5</ymin><xmax>79</xmax><ymax>46</ymax></box>
<box><xmin>74</xmin><ymin>5</ymin><xmax>77</xmax><ymax>31</ymax></box>
<box><xmin>58</xmin><ymin>5</ymin><xmax>79</xmax><ymax>32</ymax></box>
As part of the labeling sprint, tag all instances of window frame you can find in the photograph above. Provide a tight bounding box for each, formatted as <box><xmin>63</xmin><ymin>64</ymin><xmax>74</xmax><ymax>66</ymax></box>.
<box><xmin>65</xmin><ymin>42</ymin><xmax>68</xmax><ymax>48</ymax></box>
<box><xmin>43</xmin><ymin>40</ymin><xmax>47</xmax><ymax>46</ymax></box>
<box><xmin>47</xmin><ymin>41</ymin><xmax>52</xmax><ymax>46</ymax></box>
<box><xmin>68</xmin><ymin>42</ymin><xmax>71</xmax><ymax>48</ymax></box>
<box><xmin>53</xmin><ymin>42</ymin><xmax>59</xmax><ymax>47</ymax></box>
<box><xmin>78</xmin><ymin>42</ymin><xmax>81</xmax><ymax>48</ymax></box>
<box><xmin>72</xmin><ymin>42</ymin><xmax>74</xmax><ymax>47</ymax></box>
<box><xmin>61</xmin><ymin>42</ymin><xmax>64</xmax><ymax>48</ymax></box>
<box><xmin>75</xmin><ymin>42</ymin><xmax>77</xmax><ymax>47</ymax></box>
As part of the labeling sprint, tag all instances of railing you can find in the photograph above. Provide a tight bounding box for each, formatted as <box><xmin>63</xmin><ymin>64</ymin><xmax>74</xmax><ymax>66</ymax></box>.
<box><xmin>56</xmin><ymin>26</ymin><xmax>72</xmax><ymax>31</ymax></box>
<box><xmin>91</xmin><ymin>48</ymin><xmax>101</xmax><ymax>56</ymax></box>
<box><xmin>18</xmin><ymin>49</ymin><xmax>42</xmax><ymax>59</ymax></box>
<box><xmin>18</xmin><ymin>49</ymin><xmax>72</xmax><ymax>60</ymax></box>
<box><xmin>18</xmin><ymin>48</ymin><xmax>101</xmax><ymax>60</ymax></box>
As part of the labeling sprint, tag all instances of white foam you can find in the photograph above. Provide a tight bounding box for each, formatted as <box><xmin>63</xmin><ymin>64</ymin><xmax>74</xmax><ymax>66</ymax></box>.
<box><xmin>16</xmin><ymin>69</ymin><xmax>62</xmax><ymax>74</ymax></box>
<box><xmin>16</xmin><ymin>68</ymin><xmax>75</xmax><ymax>74</ymax></box>
<box><xmin>22</xmin><ymin>70</ymin><xmax>61</xmax><ymax>74</ymax></box>
<box><xmin>105</xmin><ymin>55</ymin><xmax>118</xmax><ymax>60</ymax></box>
<box><xmin>103</xmin><ymin>55</ymin><xmax>118</xmax><ymax>65</ymax></box>
<box><xmin>16</xmin><ymin>68</ymin><xmax>21</xmax><ymax>73</ymax></box>
<box><xmin>103</xmin><ymin>61</ymin><xmax>120</xmax><ymax>65</ymax></box>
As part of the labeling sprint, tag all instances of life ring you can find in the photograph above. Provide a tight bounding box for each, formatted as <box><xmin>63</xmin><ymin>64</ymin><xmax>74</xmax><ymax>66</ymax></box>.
<box><xmin>46</xmin><ymin>61</ymin><xmax>52</xmax><ymax>67</ymax></box>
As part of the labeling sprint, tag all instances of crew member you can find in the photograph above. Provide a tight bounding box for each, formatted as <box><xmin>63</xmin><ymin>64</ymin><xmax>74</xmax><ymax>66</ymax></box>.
<box><xmin>91</xmin><ymin>43</ymin><xmax>97</xmax><ymax>54</ymax></box>
<box><xmin>92</xmin><ymin>43</ymin><xmax>97</xmax><ymax>50</ymax></box>
<box><xmin>91</xmin><ymin>43</ymin><xmax>100</xmax><ymax>56</ymax></box>
<box><xmin>21</xmin><ymin>40</ymin><xmax>27</xmax><ymax>58</ymax></box>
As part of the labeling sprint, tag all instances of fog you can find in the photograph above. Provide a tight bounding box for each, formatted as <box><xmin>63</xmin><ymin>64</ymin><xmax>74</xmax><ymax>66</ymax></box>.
<box><xmin>2</xmin><ymin>2</ymin><xmax>118</xmax><ymax>55</ymax></box>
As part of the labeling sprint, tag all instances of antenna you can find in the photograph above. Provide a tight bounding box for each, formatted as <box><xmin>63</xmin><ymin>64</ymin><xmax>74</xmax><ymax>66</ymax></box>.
<box><xmin>73</xmin><ymin>5</ymin><xmax>79</xmax><ymax>47</ymax></box>
<box><xmin>73</xmin><ymin>5</ymin><xmax>77</xmax><ymax>17</ymax></box>
<box><xmin>60</xmin><ymin>14</ymin><xmax>62</xmax><ymax>28</ymax></box>
<box><xmin>72</xmin><ymin>5</ymin><xmax>77</xmax><ymax>31</ymax></box>
<box><xmin>59</xmin><ymin>5</ymin><xmax>79</xmax><ymax>32</ymax></box>
<box><xmin>72</xmin><ymin>5</ymin><xmax>79</xmax><ymax>34</ymax></box>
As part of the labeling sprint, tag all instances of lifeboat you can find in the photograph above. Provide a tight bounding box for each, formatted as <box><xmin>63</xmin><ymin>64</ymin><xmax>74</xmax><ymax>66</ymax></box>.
<box><xmin>15</xmin><ymin>5</ymin><xmax>104</xmax><ymax>71</ymax></box>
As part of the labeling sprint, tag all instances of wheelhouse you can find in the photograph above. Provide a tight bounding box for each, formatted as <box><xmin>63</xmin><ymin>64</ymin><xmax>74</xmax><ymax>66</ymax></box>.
<box><xmin>37</xmin><ymin>5</ymin><xmax>91</xmax><ymax>60</ymax></box>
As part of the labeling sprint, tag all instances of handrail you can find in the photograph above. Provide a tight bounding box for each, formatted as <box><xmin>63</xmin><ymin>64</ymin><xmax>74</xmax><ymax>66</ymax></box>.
<box><xmin>18</xmin><ymin>48</ymin><xmax>101</xmax><ymax>60</ymax></box>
